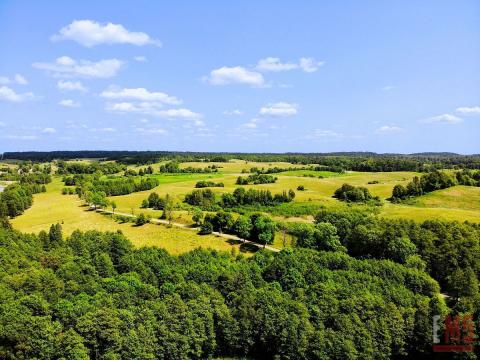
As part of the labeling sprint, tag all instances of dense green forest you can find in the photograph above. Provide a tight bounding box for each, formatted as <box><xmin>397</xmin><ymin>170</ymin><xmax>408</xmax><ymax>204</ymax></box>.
<box><xmin>4</xmin><ymin>151</ymin><xmax>480</xmax><ymax>171</ymax></box>
<box><xmin>0</xmin><ymin>220</ymin><xmax>448</xmax><ymax>359</ymax></box>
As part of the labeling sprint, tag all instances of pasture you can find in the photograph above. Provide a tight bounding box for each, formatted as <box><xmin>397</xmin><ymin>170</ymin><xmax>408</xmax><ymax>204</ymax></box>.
<box><xmin>10</xmin><ymin>159</ymin><xmax>480</xmax><ymax>257</ymax></box>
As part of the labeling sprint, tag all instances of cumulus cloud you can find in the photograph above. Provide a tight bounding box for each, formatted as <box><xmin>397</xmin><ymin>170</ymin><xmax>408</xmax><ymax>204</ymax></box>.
<box><xmin>100</xmin><ymin>87</ymin><xmax>181</xmax><ymax>105</ymax></box>
<box><xmin>421</xmin><ymin>114</ymin><xmax>463</xmax><ymax>124</ymax></box>
<box><xmin>59</xmin><ymin>99</ymin><xmax>81</xmax><ymax>107</ymax></box>
<box><xmin>375</xmin><ymin>125</ymin><xmax>405</xmax><ymax>134</ymax></box>
<box><xmin>51</xmin><ymin>20</ymin><xmax>161</xmax><ymax>47</ymax></box>
<box><xmin>42</xmin><ymin>127</ymin><xmax>57</xmax><ymax>134</ymax></box>
<box><xmin>259</xmin><ymin>102</ymin><xmax>298</xmax><ymax>116</ymax></box>
<box><xmin>456</xmin><ymin>106</ymin><xmax>480</xmax><ymax>115</ymax></box>
<box><xmin>256</xmin><ymin>57</ymin><xmax>298</xmax><ymax>72</ymax></box>
<box><xmin>0</xmin><ymin>74</ymin><xmax>28</xmax><ymax>85</ymax></box>
<box><xmin>33</xmin><ymin>56</ymin><xmax>124</xmax><ymax>78</ymax></box>
<box><xmin>134</xmin><ymin>56</ymin><xmax>147</xmax><ymax>62</ymax></box>
<box><xmin>106</xmin><ymin>102</ymin><xmax>202</xmax><ymax>122</ymax></box>
<box><xmin>57</xmin><ymin>80</ymin><xmax>88</xmax><ymax>92</ymax></box>
<box><xmin>203</xmin><ymin>66</ymin><xmax>265</xmax><ymax>86</ymax></box>
<box><xmin>256</xmin><ymin>57</ymin><xmax>324</xmax><ymax>73</ymax></box>
<box><xmin>0</xmin><ymin>86</ymin><xmax>35</xmax><ymax>102</ymax></box>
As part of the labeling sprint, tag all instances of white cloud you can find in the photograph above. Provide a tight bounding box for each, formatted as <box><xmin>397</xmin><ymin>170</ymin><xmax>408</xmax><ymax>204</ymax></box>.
<box><xmin>307</xmin><ymin>129</ymin><xmax>343</xmax><ymax>139</ymax></box>
<box><xmin>299</xmin><ymin>57</ymin><xmax>325</xmax><ymax>73</ymax></box>
<box><xmin>134</xmin><ymin>56</ymin><xmax>147</xmax><ymax>62</ymax></box>
<box><xmin>256</xmin><ymin>57</ymin><xmax>324</xmax><ymax>73</ymax></box>
<box><xmin>375</xmin><ymin>125</ymin><xmax>405</xmax><ymax>134</ymax></box>
<box><xmin>33</xmin><ymin>56</ymin><xmax>124</xmax><ymax>78</ymax></box>
<box><xmin>106</xmin><ymin>102</ymin><xmax>202</xmax><ymax>122</ymax></box>
<box><xmin>14</xmin><ymin>74</ymin><xmax>28</xmax><ymax>85</ymax></box>
<box><xmin>223</xmin><ymin>109</ymin><xmax>243</xmax><ymax>116</ymax></box>
<box><xmin>42</xmin><ymin>127</ymin><xmax>57</xmax><ymax>134</ymax></box>
<box><xmin>456</xmin><ymin>106</ymin><xmax>480</xmax><ymax>115</ymax></box>
<box><xmin>57</xmin><ymin>80</ymin><xmax>88</xmax><ymax>92</ymax></box>
<box><xmin>259</xmin><ymin>102</ymin><xmax>298</xmax><ymax>116</ymax></box>
<box><xmin>100</xmin><ymin>87</ymin><xmax>181</xmax><ymax>105</ymax></box>
<box><xmin>0</xmin><ymin>74</ymin><xmax>28</xmax><ymax>85</ymax></box>
<box><xmin>256</xmin><ymin>57</ymin><xmax>298</xmax><ymax>72</ymax></box>
<box><xmin>204</xmin><ymin>66</ymin><xmax>265</xmax><ymax>86</ymax></box>
<box><xmin>59</xmin><ymin>99</ymin><xmax>81</xmax><ymax>107</ymax></box>
<box><xmin>0</xmin><ymin>121</ymin><xmax>5</xmax><ymax>127</ymax></box>
<box><xmin>0</xmin><ymin>86</ymin><xmax>35</xmax><ymax>102</ymax></box>
<box><xmin>421</xmin><ymin>114</ymin><xmax>463</xmax><ymax>124</ymax></box>
<box><xmin>51</xmin><ymin>20</ymin><xmax>161</xmax><ymax>47</ymax></box>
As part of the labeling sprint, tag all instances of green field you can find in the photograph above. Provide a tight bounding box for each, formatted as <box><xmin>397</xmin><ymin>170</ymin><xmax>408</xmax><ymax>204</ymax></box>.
<box><xmin>11</xmin><ymin>177</ymin><xmax>258</xmax><ymax>255</ymax></box>
<box><xmin>9</xmin><ymin>160</ymin><xmax>480</xmax><ymax>256</ymax></box>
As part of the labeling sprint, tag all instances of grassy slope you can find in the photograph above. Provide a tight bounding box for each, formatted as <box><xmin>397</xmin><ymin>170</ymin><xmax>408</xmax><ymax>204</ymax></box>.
<box><xmin>11</xmin><ymin>177</ymin><xmax>257</xmax><ymax>255</ymax></box>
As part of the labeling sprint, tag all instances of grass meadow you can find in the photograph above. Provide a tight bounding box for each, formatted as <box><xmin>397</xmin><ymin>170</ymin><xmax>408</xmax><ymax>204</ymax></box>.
<box><xmin>9</xmin><ymin>160</ymin><xmax>480</xmax><ymax>256</ymax></box>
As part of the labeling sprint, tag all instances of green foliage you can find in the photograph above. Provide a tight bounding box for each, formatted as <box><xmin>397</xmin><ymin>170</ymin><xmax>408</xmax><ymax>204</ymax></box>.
<box><xmin>135</xmin><ymin>213</ymin><xmax>148</xmax><ymax>226</ymax></box>
<box><xmin>334</xmin><ymin>183</ymin><xmax>378</xmax><ymax>203</ymax></box>
<box><xmin>236</xmin><ymin>173</ymin><xmax>277</xmax><ymax>185</ymax></box>
<box><xmin>195</xmin><ymin>180</ymin><xmax>224</xmax><ymax>188</ymax></box>
<box><xmin>0</xmin><ymin>226</ymin><xmax>446</xmax><ymax>359</ymax></box>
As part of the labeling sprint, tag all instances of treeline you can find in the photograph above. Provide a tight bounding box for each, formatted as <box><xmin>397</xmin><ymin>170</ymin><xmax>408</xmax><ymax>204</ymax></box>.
<box><xmin>5</xmin><ymin>151</ymin><xmax>480</xmax><ymax>170</ymax></box>
<box><xmin>289</xmin><ymin>208</ymin><xmax>480</xmax><ymax>310</ymax></box>
<box><xmin>124</xmin><ymin>166</ymin><xmax>154</xmax><ymax>176</ymax></box>
<box><xmin>184</xmin><ymin>188</ymin><xmax>295</xmax><ymax>209</ymax></box>
<box><xmin>333</xmin><ymin>183</ymin><xmax>380</xmax><ymax>204</ymax></box>
<box><xmin>90</xmin><ymin>177</ymin><xmax>160</xmax><ymax>197</ymax></box>
<box><xmin>391</xmin><ymin>169</ymin><xmax>480</xmax><ymax>201</ymax></box>
<box><xmin>0</xmin><ymin>183</ymin><xmax>46</xmax><ymax>218</ymax></box>
<box><xmin>236</xmin><ymin>173</ymin><xmax>277</xmax><ymax>185</ymax></box>
<box><xmin>159</xmin><ymin>161</ymin><xmax>219</xmax><ymax>173</ymax></box>
<box><xmin>0</xmin><ymin>224</ymin><xmax>446</xmax><ymax>359</ymax></box>
<box><xmin>199</xmin><ymin>212</ymin><xmax>276</xmax><ymax>247</ymax></box>
<box><xmin>195</xmin><ymin>180</ymin><xmax>224</xmax><ymax>188</ymax></box>
<box><xmin>56</xmin><ymin>161</ymin><xmax>126</xmax><ymax>175</ymax></box>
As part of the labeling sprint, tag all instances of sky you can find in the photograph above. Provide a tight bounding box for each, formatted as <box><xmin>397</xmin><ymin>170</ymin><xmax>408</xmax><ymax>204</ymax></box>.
<box><xmin>0</xmin><ymin>0</ymin><xmax>479</xmax><ymax>154</ymax></box>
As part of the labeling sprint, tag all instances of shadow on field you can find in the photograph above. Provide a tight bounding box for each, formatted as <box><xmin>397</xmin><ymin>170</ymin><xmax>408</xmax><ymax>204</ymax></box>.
<box><xmin>226</xmin><ymin>239</ymin><xmax>259</xmax><ymax>253</ymax></box>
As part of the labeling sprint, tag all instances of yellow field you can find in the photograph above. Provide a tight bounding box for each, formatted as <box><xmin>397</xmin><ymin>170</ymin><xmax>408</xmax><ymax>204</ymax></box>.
<box><xmin>10</xmin><ymin>160</ymin><xmax>480</xmax><ymax>256</ymax></box>
<box><xmin>11</xmin><ymin>178</ymin><xmax>258</xmax><ymax>255</ymax></box>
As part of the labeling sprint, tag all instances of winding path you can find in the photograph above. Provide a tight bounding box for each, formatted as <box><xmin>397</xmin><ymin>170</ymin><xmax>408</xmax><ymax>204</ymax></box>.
<box><xmin>96</xmin><ymin>209</ymin><xmax>281</xmax><ymax>253</ymax></box>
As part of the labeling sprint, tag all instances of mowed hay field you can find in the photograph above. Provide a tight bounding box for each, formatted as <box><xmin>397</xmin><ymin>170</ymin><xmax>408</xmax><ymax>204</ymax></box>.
<box><xmin>11</xmin><ymin>177</ymin><xmax>257</xmax><ymax>255</ymax></box>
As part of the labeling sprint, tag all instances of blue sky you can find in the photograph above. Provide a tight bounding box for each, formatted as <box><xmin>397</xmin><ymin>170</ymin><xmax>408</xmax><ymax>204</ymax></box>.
<box><xmin>0</xmin><ymin>0</ymin><xmax>479</xmax><ymax>153</ymax></box>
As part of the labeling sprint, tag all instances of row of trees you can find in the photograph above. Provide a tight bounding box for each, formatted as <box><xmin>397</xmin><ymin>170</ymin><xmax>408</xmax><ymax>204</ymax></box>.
<box><xmin>0</xmin><ymin>221</ymin><xmax>447</xmax><ymax>359</ymax></box>
<box><xmin>198</xmin><ymin>211</ymin><xmax>276</xmax><ymax>247</ymax></box>
<box><xmin>236</xmin><ymin>173</ymin><xmax>277</xmax><ymax>185</ymax></box>
<box><xmin>56</xmin><ymin>160</ymin><xmax>126</xmax><ymax>175</ymax></box>
<box><xmin>124</xmin><ymin>166</ymin><xmax>154</xmax><ymax>176</ymax></box>
<box><xmin>391</xmin><ymin>170</ymin><xmax>480</xmax><ymax>201</ymax></box>
<box><xmin>83</xmin><ymin>177</ymin><xmax>160</xmax><ymax>197</ymax></box>
<box><xmin>333</xmin><ymin>183</ymin><xmax>379</xmax><ymax>203</ymax></box>
<box><xmin>0</xmin><ymin>183</ymin><xmax>46</xmax><ymax>218</ymax></box>
<box><xmin>195</xmin><ymin>180</ymin><xmax>224</xmax><ymax>188</ymax></box>
<box><xmin>183</xmin><ymin>188</ymin><xmax>296</xmax><ymax>209</ymax></box>
<box><xmin>159</xmin><ymin>161</ymin><xmax>219</xmax><ymax>173</ymax></box>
